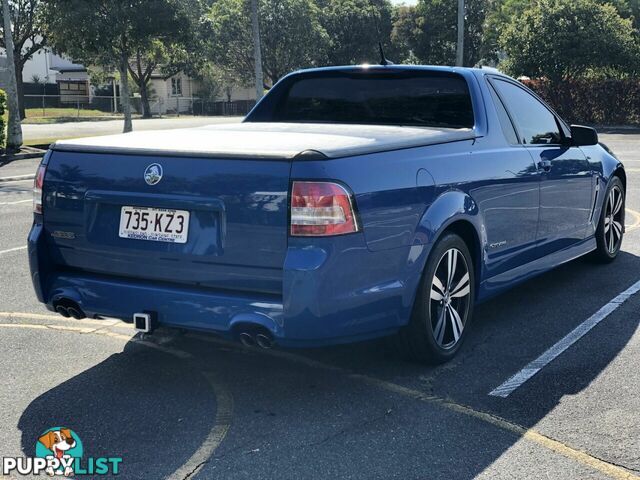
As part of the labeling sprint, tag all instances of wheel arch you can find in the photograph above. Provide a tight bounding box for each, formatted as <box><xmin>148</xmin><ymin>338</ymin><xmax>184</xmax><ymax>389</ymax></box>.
<box><xmin>414</xmin><ymin>189</ymin><xmax>486</xmax><ymax>295</ymax></box>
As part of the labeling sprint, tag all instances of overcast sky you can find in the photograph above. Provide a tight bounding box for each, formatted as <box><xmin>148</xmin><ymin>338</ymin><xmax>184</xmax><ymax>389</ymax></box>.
<box><xmin>390</xmin><ymin>0</ymin><xmax>418</xmax><ymax>5</ymax></box>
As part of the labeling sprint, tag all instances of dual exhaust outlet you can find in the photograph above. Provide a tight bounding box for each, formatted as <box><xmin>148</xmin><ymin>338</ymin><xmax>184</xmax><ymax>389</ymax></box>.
<box><xmin>239</xmin><ymin>330</ymin><xmax>274</xmax><ymax>349</ymax></box>
<box><xmin>54</xmin><ymin>300</ymin><xmax>85</xmax><ymax>320</ymax></box>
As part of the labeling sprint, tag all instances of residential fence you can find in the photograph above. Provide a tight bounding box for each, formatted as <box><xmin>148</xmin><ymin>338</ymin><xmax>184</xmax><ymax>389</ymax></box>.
<box><xmin>22</xmin><ymin>94</ymin><xmax>254</xmax><ymax>120</ymax></box>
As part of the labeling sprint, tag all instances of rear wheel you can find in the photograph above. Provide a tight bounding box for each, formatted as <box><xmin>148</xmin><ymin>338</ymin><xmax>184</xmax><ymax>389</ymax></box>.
<box><xmin>592</xmin><ymin>177</ymin><xmax>625</xmax><ymax>263</ymax></box>
<box><xmin>397</xmin><ymin>233</ymin><xmax>475</xmax><ymax>364</ymax></box>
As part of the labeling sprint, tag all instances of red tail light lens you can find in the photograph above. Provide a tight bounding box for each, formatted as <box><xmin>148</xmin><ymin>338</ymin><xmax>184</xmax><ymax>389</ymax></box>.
<box><xmin>290</xmin><ymin>181</ymin><xmax>359</xmax><ymax>236</ymax></box>
<box><xmin>33</xmin><ymin>164</ymin><xmax>46</xmax><ymax>214</ymax></box>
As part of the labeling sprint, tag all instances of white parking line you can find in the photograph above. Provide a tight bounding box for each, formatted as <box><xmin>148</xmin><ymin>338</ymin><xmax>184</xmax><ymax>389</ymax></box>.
<box><xmin>489</xmin><ymin>279</ymin><xmax>640</xmax><ymax>398</ymax></box>
<box><xmin>0</xmin><ymin>246</ymin><xmax>27</xmax><ymax>255</ymax></box>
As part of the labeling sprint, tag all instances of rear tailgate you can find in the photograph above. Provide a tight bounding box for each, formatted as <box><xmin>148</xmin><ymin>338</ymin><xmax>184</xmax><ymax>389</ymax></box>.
<box><xmin>42</xmin><ymin>150</ymin><xmax>290</xmax><ymax>295</ymax></box>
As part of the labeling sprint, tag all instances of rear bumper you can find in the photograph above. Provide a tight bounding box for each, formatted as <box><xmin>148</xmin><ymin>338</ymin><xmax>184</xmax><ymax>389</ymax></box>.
<box><xmin>29</xmin><ymin>224</ymin><xmax>427</xmax><ymax>347</ymax></box>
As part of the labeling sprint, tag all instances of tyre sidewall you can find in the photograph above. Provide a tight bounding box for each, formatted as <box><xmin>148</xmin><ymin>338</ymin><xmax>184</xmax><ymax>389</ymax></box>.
<box><xmin>595</xmin><ymin>177</ymin><xmax>625</xmax><ymax>261</ymax></box>
<box><xmin>412</xmin><ymin>233</ymin><xmax>476</xmax><ymax>363</ymax></box>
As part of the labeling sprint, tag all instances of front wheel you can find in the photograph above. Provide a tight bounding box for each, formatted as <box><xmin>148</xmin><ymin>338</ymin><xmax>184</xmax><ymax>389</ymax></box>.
<box><xmin>592</xmin><ymin>177</ymin><xmax>625</xmax><ymax>263</ymax></box>
<box><xmin>396</xmin><ymin>233</ymin><xmax>475</xmax><ymax>364</ymax></box>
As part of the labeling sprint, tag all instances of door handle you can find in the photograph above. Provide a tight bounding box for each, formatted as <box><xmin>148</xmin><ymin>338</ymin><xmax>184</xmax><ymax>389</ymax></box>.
<box><xmin>538</xmin><ymin>160</ymin><xmax>552</xmax><ymax>172</ymax></box>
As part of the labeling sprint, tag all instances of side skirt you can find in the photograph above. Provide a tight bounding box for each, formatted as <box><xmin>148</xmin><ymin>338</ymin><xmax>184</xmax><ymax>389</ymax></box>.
<box><xmin>477</xmin><ymin>237</ymin><xmax>597</xmax><ymax>303</ymax></box>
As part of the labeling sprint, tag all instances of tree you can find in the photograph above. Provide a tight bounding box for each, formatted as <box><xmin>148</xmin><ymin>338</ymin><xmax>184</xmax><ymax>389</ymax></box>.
<box><xmin>43</xmin><ymin>0</ymin><xmax>202</xmax><ymax>132</ymax></box>
<box><xmin>399</xmin><ymin>0</ymin><xmax>489</xmax><ymax>67</ymax></box>
<box><xmin>250</xmin><ymin>0</ymin><xmax>264</xmax><ymax>100</ymax></box>
<box><xmin>389</xmin><ymin>5</ymin><xmax>420</xmax><ymax>63</ymax></box>
<box><xmin>0</xmin><ymin>0</ymin><xmax>46</xmax><ymax>119</ymax></box>
<box><xmin>2</xmin><ymin>0</ymin><xmax>23</xmax><ymax>151</ymax></box>
<box><xmin>499</xmin><ymin>0</ymin><xmax>640</xmax><ymax>81</ymax></box>
<box><xmin>208</xmin><ymin>0</ymin><xmax>329</xmax><ymax>86</ymax></box>
<box><xmin>320</xmin><ymin>0</ymin><xmax>394</xmax><ymax>66</ymax></box>
<box><xmin>127</xmin><ymin>1</ymin><xmax>207</xmax><ymax>118</ymax></box>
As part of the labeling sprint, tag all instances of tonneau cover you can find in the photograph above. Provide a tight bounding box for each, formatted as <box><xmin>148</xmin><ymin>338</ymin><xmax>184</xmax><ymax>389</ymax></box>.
<box><xmin>52</xmin><ymin>122</ymin><xmax>476</xmax><ymax>159</ymax></box>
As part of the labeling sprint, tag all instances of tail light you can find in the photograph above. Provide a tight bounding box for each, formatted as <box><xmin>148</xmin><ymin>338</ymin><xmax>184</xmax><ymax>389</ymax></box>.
<box><xmin>33</xmin><ymin>164</ymin><xmax>46</xmax><ymax>214</ymax></box>
<box><xmin>290</xmin><ymin>181</ymin><xmax>360</xmax><ymax>236</ymax></box>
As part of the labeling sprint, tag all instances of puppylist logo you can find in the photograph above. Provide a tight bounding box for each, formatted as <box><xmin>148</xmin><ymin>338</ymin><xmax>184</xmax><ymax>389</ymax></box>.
<box><xmin>2</xmin><ymin>427</ymin><xmax>122</xmax><ymax>477</ymax></box>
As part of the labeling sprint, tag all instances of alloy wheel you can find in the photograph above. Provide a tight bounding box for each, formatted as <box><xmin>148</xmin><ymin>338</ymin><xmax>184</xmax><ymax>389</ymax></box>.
<box><xmin>604</xmin><ymin>185</ymin><xmax>624</xmax><ymax>254</ymax></box>
<box><xmin>429</xmin><ymin>248</ymin><xmax>471</xmax><ymax>349</ymax></box>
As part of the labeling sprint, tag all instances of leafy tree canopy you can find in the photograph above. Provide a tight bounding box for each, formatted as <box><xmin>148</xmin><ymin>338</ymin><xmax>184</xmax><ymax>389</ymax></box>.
<box><xmin>499</xmin><ymin>0</ymin><xmax>640</xmax><ymax>80</ymax></box>
<box><xmin>208</xmin><ymin>0</ymin><xmax>329</xmax><ymax>85</ymax></box>
<box><xmin>319</xmin><ymin>0</ymin><xmax>394</xmax><ymax>65</ymax></box>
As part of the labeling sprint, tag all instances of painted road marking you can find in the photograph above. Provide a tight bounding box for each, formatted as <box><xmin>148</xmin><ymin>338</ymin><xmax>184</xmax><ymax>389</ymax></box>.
<box><xmin>625</xmin><ymin>208</ymin><xmax>640</xmax><ymax>232</ymax></box>
<box><xmin>0</xmin><ymin>245</ymin><xmax>27</xmax><ymax>255</ymax></box>
<box><xmin>0</xmin><ymin>321</ymin><xmax>233</xmax><ymax>478</ymax></box>
<box><xmin>0</xmin><ymin>199</ymin><xmax>31</xmax><ymax>206</ymax></box>
<box><xmin>189</xmin><ymin>334</ymin><xmax>639</xmax><ymax>480</ymax></box>
<box><xmin>489</xmin><ymin>279</ymin><xmax>640</xmax><ymax>398</ymax></box>
<box><xmin>4</xmin><ymin>313</ymin><xmax>638</xmax><ymax>479</ymax></box>
<box><xmin>166</xmin><ymin>372</ymin><xmax>234</xmax><ymax>480</ymax></box>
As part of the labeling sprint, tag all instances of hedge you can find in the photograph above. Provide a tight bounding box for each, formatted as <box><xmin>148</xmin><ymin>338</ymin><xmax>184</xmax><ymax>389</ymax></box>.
<box><xmin>0</xmin><ymin>89</ymin><xmax>6</xmax><ymax>151</ymax></box>
<box><xmin>522</xmin><ymin>78</ymin><xmax>640</xmax><ymax>126</ymax></box>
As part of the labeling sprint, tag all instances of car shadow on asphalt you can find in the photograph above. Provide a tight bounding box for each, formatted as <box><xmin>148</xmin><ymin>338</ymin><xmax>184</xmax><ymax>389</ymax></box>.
<box><xmin>17</xmin><ymin>251</ymin><xmax>640</xmax><ymax>478</ymax></box>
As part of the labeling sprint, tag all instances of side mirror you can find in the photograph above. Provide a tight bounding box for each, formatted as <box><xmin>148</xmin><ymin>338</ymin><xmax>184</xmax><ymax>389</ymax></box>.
<box><xmin>570</xmin><ymin>125</ymin><xmax>598</xmax><ymax>146</ymax></box>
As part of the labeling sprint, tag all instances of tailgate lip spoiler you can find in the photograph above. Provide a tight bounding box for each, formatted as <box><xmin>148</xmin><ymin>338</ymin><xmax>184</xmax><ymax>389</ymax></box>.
<box><xmin>50</xmin><ymin>143</ymin><xmax>296</xmax><ymax>161</ymax></box>
<box><xmin>50</xmin><ymin>129</ymin><xmax>479</xmax><ymax>161</ymax></box>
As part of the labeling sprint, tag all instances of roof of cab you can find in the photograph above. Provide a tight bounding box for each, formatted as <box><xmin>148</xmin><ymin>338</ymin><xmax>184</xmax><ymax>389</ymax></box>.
<box><xmin>285</xmin><ymin>64</ymin><xmax>512</xmax><ymax>79</ymax></box>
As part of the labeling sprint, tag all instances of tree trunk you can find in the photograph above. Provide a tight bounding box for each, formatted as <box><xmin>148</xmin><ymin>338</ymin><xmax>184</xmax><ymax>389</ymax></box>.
<box><xmin>15</xmin><ymin>62</ymin><xmax>25</xmax><ymax>120</ymax></box>
<box><xmin>1</xmin><ymin>0</ymin><xmax>23</xmax><ymax>151</ymax></box>
<box><xmin>118</xmin><ymin>54</ymin><xmax>133</xmax><ymax>133</ymax></box>
<box><xmin>140</xmin><ymin>81</ymin><xmax>152</xmax><ymax>119</ymax></box>
<box><xmin>250</xmin><ymin>0</ymin><xmax>264</xmax><ymax>101</ymax></box>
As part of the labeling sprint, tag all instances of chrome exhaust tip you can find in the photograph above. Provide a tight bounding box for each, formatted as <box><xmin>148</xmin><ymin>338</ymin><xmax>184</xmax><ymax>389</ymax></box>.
<box><xmin>239</xmin><ymin>332</ymin><xmax>255</xmax><ymax>347</ymax></box>
<box><xmin>255</xmin><ymin>333</ymin><xmax>274</xmax><ymax>349</ymax></box>
<box><xmin>55</xmin><ymin>305</ymin><xmax>71</xmax><ymax>318</ymax></box>
<box><xmin>67</xmin><ymin>306</ymin><xmax>85</xmax><ymax>320</ymax></box>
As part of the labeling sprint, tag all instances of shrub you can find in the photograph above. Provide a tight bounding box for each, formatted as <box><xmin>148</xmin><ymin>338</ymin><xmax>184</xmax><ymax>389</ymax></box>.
<box><xmin>522</xmin><ymin>78</ymin><xmax>640</xmax><ymax>126</ymax></box>
<box><xmin>0</xmin><ymin>89</ymin><xmax>6</xmax><ymax>151</ymax></box>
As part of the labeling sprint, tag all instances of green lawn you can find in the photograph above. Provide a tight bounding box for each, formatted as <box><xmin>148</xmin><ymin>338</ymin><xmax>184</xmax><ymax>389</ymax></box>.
<box><xmin>23</xmin><ymin>107</ymin><xmax>123</xmax><ymax>124</ymax></box>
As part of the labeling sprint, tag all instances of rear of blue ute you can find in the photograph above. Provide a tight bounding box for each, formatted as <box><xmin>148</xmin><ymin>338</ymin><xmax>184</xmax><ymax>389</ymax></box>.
<box><xmin>28</xmin><ymin>137</ymin><xmax>413</xmax><ymax>347</ymax></box>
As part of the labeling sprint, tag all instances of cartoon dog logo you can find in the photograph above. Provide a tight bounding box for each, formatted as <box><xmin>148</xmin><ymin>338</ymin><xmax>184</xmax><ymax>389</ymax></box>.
<box><xmin>37</xmin><ymin>428</ymin><xmax>78</xmax><ymax>477</ymax></box>
<box><xmin>144</xmin><ymin>163</ymin><xmax>163</xmax><ymax>185</ymax></box>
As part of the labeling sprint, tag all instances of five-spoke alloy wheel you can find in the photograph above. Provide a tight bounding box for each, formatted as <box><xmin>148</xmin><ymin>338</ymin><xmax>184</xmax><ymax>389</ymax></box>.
<box><xmin>593</xmin><ymin>176</ymin><xmax>625</xmax><ymax>263</ymax></box>
<box><xmin>429</xmin><ymin>248</ymin><xmax>471</xmax><ymax>350</ymax></box>
<box><xmin>396</xmin><ymin>233</ymin><xmax>475</xmax><ymax>364</ymax></box>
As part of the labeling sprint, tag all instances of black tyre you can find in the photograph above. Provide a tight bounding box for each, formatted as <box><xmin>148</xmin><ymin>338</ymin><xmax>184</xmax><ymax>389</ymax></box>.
<box><xmin>591</xmin><ymin>176</ymin><xmax>625</xmax><ymax>263</ymax></box>
<box><xmin>396</xmin><ymin>233</ymin><xmax>475</xmax><ymax>364</ymax></box>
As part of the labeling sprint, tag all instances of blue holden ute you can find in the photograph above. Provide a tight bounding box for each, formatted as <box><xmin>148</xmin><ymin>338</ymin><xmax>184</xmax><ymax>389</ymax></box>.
<box><xmin>29</xmin><ymin>65</ymin><xmax>625</xmax><ymax>363</ymax></box>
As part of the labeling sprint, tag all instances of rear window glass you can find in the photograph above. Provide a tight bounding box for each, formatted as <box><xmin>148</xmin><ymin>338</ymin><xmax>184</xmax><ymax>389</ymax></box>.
<box><xmin>266</xmin><ymin>71</ymin><xmax>474</xmax><ymax>129</ymax></box>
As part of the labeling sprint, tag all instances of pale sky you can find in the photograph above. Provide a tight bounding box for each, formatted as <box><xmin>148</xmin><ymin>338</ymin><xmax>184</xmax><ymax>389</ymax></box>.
<box><xmin>390</xmin><ymin>0</ymin><xmax>418</xmax><ymax>5</ymax></box>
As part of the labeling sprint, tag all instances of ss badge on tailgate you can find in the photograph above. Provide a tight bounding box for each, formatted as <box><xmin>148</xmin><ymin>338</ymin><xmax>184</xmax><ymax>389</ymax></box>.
<box><xmin>144</xmin><ymin>163</ymin><xmax>163</xmax><ymax>186</ymax></box>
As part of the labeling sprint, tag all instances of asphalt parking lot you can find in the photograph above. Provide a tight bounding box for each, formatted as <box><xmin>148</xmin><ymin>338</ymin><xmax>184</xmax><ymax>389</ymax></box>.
<box><xmin>0</xmin><ymin>133</ymin><xmax>639</xmax><ymax>479</ymax></box>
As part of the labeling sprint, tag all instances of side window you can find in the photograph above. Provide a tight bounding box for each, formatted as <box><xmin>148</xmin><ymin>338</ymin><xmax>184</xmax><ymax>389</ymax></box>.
<box><xmin>488</xmin><ymin>83</ymin><xmax>518</xmax><ymax>144</ymax></box>
<box><xmin>493</xmin><ymin>79</ymin><xmax>561</xmax><ymax>145</ymax></box>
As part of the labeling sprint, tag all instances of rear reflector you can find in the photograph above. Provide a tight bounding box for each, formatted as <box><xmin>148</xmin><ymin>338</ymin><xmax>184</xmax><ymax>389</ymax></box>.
<box><xmin>33</xmin><ymin>164</ymin><xmax>46</xmax><ymax>214</ymax></box>
<box><xmin>290</xmin><ymin>181</ymin><xmax>359</xmax><ymax>236</ymax></box>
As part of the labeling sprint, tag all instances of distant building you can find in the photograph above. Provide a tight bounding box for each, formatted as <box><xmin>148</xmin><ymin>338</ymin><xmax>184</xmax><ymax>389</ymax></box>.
<box><xmin>1</xmin><ymin>45</ymin><xmax>256</xmax><ymax>116</ymax></box>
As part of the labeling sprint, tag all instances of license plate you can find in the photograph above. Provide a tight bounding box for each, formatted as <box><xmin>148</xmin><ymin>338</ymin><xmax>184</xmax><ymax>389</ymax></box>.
<box><xmin>119</xmin><ymin>206</ymin><xmax>190</xmax><ymax>244</ymax></box>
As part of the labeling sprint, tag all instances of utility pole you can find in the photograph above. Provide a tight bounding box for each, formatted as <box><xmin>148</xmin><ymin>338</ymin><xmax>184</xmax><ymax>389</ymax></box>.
<box><xmin>250</xmin><ymin>0</ymin><xmax>264</xmax><ymax>101</ymax></box>
<box><xmin>1</xmin><ymin>0</ymin><xmax>23</xmax><ymax>151</ymax></box>
<box><xmin>456</xmin><ymin>0</ymin><xmax>464</xmax><ymax>67</ymax></box>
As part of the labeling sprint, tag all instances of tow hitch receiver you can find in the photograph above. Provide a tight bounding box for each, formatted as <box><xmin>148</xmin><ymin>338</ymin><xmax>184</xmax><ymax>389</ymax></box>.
<box><xmin>133</xmin><ymin>312</ymin><xmax>157</xmax><ymax>333</ymax></box>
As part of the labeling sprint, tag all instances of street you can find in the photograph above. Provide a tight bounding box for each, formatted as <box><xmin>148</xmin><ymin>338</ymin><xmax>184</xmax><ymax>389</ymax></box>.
<box><xmin>0</xmin><ymin>133</ymin><xmax>639</xmax><ymax>479</ymax></box>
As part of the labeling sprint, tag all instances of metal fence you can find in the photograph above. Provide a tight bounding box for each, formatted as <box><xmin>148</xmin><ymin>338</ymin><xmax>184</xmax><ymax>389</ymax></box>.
<box><xmin>23</xmin><ymin>94</ymin><xmax>255</xmax><ymax>119</ymax></box>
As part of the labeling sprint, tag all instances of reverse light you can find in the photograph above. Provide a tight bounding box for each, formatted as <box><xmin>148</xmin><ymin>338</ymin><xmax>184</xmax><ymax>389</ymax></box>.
<box><xmin>33</xmin><ymin>164</ymin><xmax>46</xmax><ymax>214</ymax></box>
<box><xmin>290</xmin><ymin>181</ymin><xmax>359</xmax><ymax>236</ymax></box>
